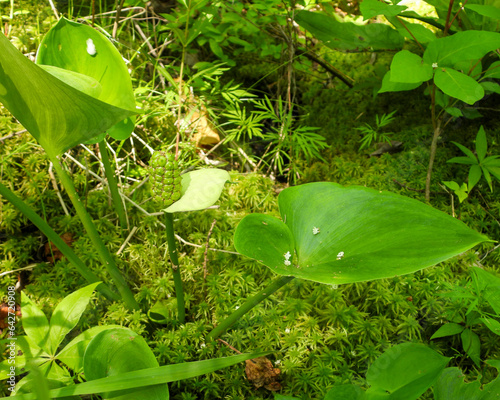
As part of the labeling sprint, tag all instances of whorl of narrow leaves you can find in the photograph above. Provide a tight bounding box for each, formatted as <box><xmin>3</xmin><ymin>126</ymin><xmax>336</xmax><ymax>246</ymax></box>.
<box><xmin>149</xmin><ymin>151</ymin><xmax>182</xmax><ymax>208</ymax></box>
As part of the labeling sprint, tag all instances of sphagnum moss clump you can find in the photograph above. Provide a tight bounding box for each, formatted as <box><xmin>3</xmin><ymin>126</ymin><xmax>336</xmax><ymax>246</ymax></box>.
<box><xmin>149</xmin><ymin>151</ymin><xmax>182</xmax><ymax>208</ymax></box>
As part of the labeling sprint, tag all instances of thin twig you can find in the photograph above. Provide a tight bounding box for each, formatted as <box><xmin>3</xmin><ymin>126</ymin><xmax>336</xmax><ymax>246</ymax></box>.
<box><xmin>117</xmin><ymin>226</ymin><xmax>138</xmax><ymax>255</ymax></box>
<box><xmin>203</xmin><ymin>219</ymin><xmax>217</xmax><ymax>280</ymax></box>
<box><xmin>0</xmin><ymin>264</ymin><xmax>37</xmax><ymax>278</ymax></box>
<box><xmin>112</xmin><ymin>0</ymin><xmax>126</xmax><ymax>39</ymax></box>
<box><xmin>217</xmin><ymin>338</ymin><xmax>242</xmax><ymax>354</ymax></box>
<box><xmin>48</xmin><ymin>162</ymin><xmax>70</xmax><ymax>216</ymax></box>
<box><xmin>0</xmin><ymin>130</ymin><xmax>26</xmax><ymax>142</ymax></box>
<box><xmin>393</xmin><ymin>179</ymin><xmax>447</xmax><ymax>195</ymax></box>
<box><xmin>47</xmin><ymin>0</ymin><xmax>59</xmax><ymax>19</ymax></box>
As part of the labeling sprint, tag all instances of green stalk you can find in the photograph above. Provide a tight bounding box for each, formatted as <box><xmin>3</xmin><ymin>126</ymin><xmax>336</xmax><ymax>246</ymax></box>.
<box><xmin>164</xmin><ymin>212</ymin><xmax>185</xmax><ymax>323</ymax></box>
<box><xmin>206</xmin><ymin>275</ymin><xmax>295</xmax><ymax>340</ymax></box>
<box><xmin>98</xmin><ymin>140</ymin><xmax>127</xmax><ymax>230</ymax></box>
<box><xmin>50</xmin><ymin>157</ymin><xmax>140</xmax><ymax>310</ymax></box>
<box><xmin>0</xmin><ymin>181</ymin><xmax>119</xmax><ymax>301</ymax></box>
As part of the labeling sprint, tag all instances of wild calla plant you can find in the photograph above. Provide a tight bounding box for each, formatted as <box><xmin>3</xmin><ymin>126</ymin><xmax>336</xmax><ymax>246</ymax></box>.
<box><xmin>0</xmin><ymin>20</ymin><xmax>140</xmax><ymax>310</ymax></box>
<box><xmin>148</xmin><ymin>148</ymin><xmax>230</xmax><ymax>323</ymax></box>
<box><xmin>208</xmin><ymin>182</ymin><xmax>490</xmax><ymax>339</ymax></box>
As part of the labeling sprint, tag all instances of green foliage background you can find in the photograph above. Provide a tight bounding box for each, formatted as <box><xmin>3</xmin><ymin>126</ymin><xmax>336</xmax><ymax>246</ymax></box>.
<box><xmin>0</xmin><ymin>0</ymin><xmax>499</xmax><ymax>399</ymax></box>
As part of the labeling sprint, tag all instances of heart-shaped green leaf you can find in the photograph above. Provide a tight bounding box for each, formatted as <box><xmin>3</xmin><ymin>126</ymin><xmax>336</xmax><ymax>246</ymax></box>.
<box><xmin>366</xmin><ymin>343</ymin><xmax>450</xmax><ymax>399</ymax></box>
<box><xmin>164</xmin><ymin>169</ymin><xmax>230</xmax><ymax>213</ymax></box>
<box><xmin>56</xmin><ymin>325</ymin><xmax>121</xmax><ymax>373</ymax></box>
<box><xmin>36</xmin><ymin>18</ymin><xmax>136</xmax><ymax>140</ymax></box>
<box><xmin>83</xmin><ymin>327</ymin><xmax>168</xmax><ymax>400</ymax></box>
<box><xmin>234</xmin><ymin>214</ymin><xmax>295</xmax><ymax>275</ymax></box>
<box><xmin>390</xmin><ymin>50</ymin><xmax>433</xmax><ymax>84</ymax></box>
<box><xmin>434</xmin><ymin>68</ymin><xmax>484</xmax><ymax>105</ymax></box>
<box><xmin>0</xmin><ymin>32</ymin><xmax>136</xmax><ymax>157</ymax></box>
<box><xmin>235</xmin><ymin>183</ymin><xmax>489</xmax><ymax>285</ymax></box>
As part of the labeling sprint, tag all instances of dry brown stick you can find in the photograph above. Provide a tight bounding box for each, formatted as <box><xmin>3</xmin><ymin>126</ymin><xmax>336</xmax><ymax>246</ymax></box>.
<box><xmin>217</xmin><ymin>338</ymin><xmax>242</xmax><ymax>354</ymax></box>
<box><xmin>0</xmin><ymin>130</ymin><xmax>26</xmax><ymax>142</ymax></box>
<box><xmin>393</xmin><ymin>179</ymin><xmax>447</xmax><ymax>195</ymax></box>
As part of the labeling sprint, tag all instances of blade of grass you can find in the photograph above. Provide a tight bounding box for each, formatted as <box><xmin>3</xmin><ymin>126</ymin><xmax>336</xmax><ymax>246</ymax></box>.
<box><xmin>0</xmin><ymin>181</ymin><xmax>119</xmax><ymax>301</ymax></box>
<box><xmin>2</xmin><ymin>352</ymin><xmax>270</xmax><ymax>399</ymax></box>
<box><xmin>98</xmin><ymin>139</ymin><xmax>127</xmax><ymax>230</ymax></box>
<box><xmin>49</xmin><ymin>157</ymin><xmax>139</xmax><ymax>310</ymax></box>
<box><xmin>165</xmin><ymin>212</ymin><xmax>186</xmax><ymax>323</ymax></box>
<box><xmin>207</xmin><ymin>275</ymin><xmax>294</xmax><ymax>340</ymax></box>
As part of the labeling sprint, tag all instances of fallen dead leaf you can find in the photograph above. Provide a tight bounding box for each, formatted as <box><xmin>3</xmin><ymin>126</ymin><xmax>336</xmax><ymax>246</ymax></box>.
<box><xmin>44</xmin><ymin>232</ymin><xmax>74</xmax><ymax>263</ymax></box>
<box><xmin>245</xmin><ymin>356</ymin><xmax>281</xmax><ymax>391</ymax></box>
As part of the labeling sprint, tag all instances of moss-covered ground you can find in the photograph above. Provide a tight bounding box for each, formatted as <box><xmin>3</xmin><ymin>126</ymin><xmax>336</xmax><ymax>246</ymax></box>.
<box><xmin>1</xmin><ymin>1</ymin><xmax>499</xmax><ymax>399</ymax></box>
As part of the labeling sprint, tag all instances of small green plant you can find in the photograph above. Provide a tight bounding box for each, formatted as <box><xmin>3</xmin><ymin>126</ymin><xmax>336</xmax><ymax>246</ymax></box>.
<box><xmin>443</xmin><ymin>126</ymin><xmax>500</xmax><ymax>202</ymax></box>
<box><xmin>207</xmin><ymin>182</ymin><xmax>490</xmax><ymax>339</ymax></box>
<box><xmin>355</xmin><ymin>110</ymin><xmax>397</xmax><ymax>150</ymax></box>
<box><xmin>0</xmin><ymin>283</ymin><xmax>267</xmax><ymax>398</ymax></box>
<box><xmin>281</xmin><ymin>342</ymin><xmax>500</xmax><ymax>399</ymax></box>
<box><xmin>0</xmin><ymin>17</ymin><xmax>231</xmax><ymax>320</ymax></box>
<box><xmin>0</xmin><ymin>283</ymin><xmax>118</xmax><ymax>387</ymax></box>
<box><xmin>431</xmin><ymin>267</ymin><xmax>500</xmax><ymax>367</ymax></box>
<box><xmin>295</xmin><ymin>1</ymin><xmax>500</xmax><ymax>200</ymax></box>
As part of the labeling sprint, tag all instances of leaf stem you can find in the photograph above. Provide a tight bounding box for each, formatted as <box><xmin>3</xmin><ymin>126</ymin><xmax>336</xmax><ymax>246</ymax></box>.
<box><xmin>0</xmin><ymin>181</ymin><xmax>119</xmax><ymax>301</ymax></box>
<box><xmin>164</xmin><ymin>212</ymin><xmax>185</xmax><ymax>323</ymax></box>
<box><xmin>50</xmin><ymin>157</ymin><xmax>140</xmax><ymax>310</ymax></box>
<box><xmin>98</xmin><ymin>140</ymin><xmax>127</xmax><ymax>230</ymax></box>
<box><xmin>206</xmin><ymin>275</ymin><xmax>295</xmax><ymax>341</ymax></box>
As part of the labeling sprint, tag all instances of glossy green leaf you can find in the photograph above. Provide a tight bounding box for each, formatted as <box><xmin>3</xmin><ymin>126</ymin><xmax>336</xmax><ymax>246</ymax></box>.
<box><xmin>21</xmin><ymin>292</ymin><xmax>50</xmax><ymax>349</ymax></box>
<box><xmin>453</xmin><ymin>59</ymin><xmax>482</xmax><ymax>78</ymax></box>
<box><xmin>461</xmin><ymin>329</ymin><xmax>481</xmax><ymax>367</ymax></box>
<box><xmin>434</xmin><ymin>368</ymin><xmax>482</xmax><ymax>400</ymax></box>
<box><xmin>379</xmin><ymin>71</ymin><xmax>422</xmax><ymax>93</ymax></box>
<box><xmin>431</xmin><ymin>323</ymin><xmax>464</xmax><ymax>339</ymax></box>
<box><xmin>468</xmin><ymin>165</ymin><xmax>482</xmax><ymax>191</ymax></box>
<box><xmin>472</xmin><ymin>267</ymin><xmax>500</xmax><ymax>314</ymax></box>
<box><xmin>480</xmin><ymin>318</ymin><xmax>500</xmax><ymax>336</ymax></box>
<box><xmin>480</xmin><ymin>81</ymin><xmax>500</xmax><ymax>95</ymax></box>
<box><xmin>0</xmin><ymin>351</ymin><xmax>270</xmax><ymax>399</ymax></box>
<box><xmin>46</xmin><ymin>282</ymin><xmax>100</xmax><ymax>355</ymax></box>
<box><xmin>0</xmin><ymin>32</ymin><xmax>136</xmax><ymax>157</ymax></box>
<box><xmin>445</xmin><ymin>107</ymin><xmax>462</xmax><ymax>117</ymax></box>
<box><xmin>451</xmin><ymin>141</ymin><xmax>477</xmax><ymax>161</ymax></box>
<box><xmin>360</xmin><ymin>0</ymin><xmax>406</xmax><ymax>19</ymax></box>
<box><xmin>56</xmin><ymin>325</ymin><xmax>121</xmax><ymax>372</ymax></box>
<box><xmin>36</xmin><ymin>18</ymin><xmax>136</xmax><ymax>140</ymax></box>
<box><xmin>366</xmin><ymin>343</ymin><xmax>449</xmax><ymax>399</ymax></box>
<box><xmin>475</xmin><ymin>126</ymin><xmax>487</xmax><ymax>162</ymax></box>
<box><xmin>295</xmin><ymin>10</ymin><xmax>403</xmax><ymax>52</ymax></box>
<box><xmin>424</xmin><ymin>31</ymin><xmax>500</xmax><ymax>67</ymax></box>
<box><xmin>465</xmin><ymin>4</ymin><xmax>500</xmax><ymax>21</ymax></box>
<box><xmin>234</xmin><ymin>214</ymin><xmax>295</xmax><ymax>274</ymax></box>
<box><xmin>390</xmin><ymin>50</ymin><xmax>433</xmax><ymax>83</ymax></box>
<box><xmin>164</xmin><ymin>169</ymin><xmax>230</xmax><ymax>213</ymax></box>
<box><xmin>483</xmin><ymin>61</ymin><xmax>500</xmax><ymax>79</ymax></box>
<box><xmin>387</xmin><ymin>16</ymin><xmax>436</xmax><ymax>44</ymax></box>
<box><xmin>447</xmin><ymin>156</ymin><xmax>476</xmax><ymax>165</ymax></box>
<box><xmin>434</xmin><ymin>68</ymin><xmax>484</xmax><ymax>105</ymax></box>
<box><xmin>235</xmin><ymin>183</ymin><xmax>489</xmax><ymax>285</ymax></box>
<box><xmin>38</xmin><ymin>65</ymin><xmax>102</xmax><ymax>98</ymax></box>
<box><xmin>84</xmin><ymin>327</ymin><xmax>169</xmax><ymax>399</ymax></box>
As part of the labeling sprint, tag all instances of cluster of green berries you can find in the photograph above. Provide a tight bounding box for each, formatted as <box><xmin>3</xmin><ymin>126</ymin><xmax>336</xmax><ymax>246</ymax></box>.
<box><xmin>149</xmin><ymin>151</ymin><xmax>182</xmax><ymax>207</ymax></box>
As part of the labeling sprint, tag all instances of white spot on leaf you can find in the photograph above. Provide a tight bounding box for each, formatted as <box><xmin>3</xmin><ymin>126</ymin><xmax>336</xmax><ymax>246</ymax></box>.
<box><xmin>86</xmin><ymin>38</ymin><xmax>96</xmax><ymax>56</ymax></box>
